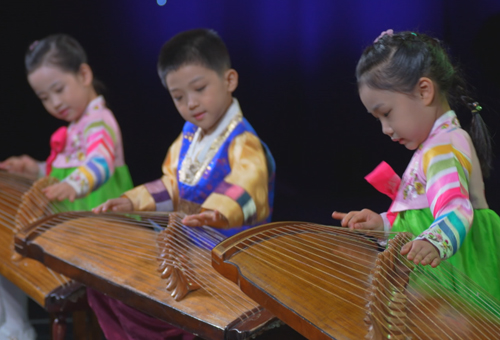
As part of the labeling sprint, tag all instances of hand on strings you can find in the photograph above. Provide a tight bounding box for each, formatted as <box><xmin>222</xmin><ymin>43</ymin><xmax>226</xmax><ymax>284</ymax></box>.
<box><xmin>0</xmin><ymin>155</ymin><xmax>39</xmax><ymax>179</ymax></box>
<box><xmin>182</xmin><ymin>210</ymin><xmax>229</xmax><ymax>228</ymax></box>
<box><xmin>43</xmin><ymin>182</ymin><xmax>77</xmax><ymax>202</ymax></box>
<box><xmin>401</xmin><ymin>239</ymin><xmax>441</xmax><ymax>267</ymax></box>
<box><xmin>332</xmin><ymin>209</ymin><xmax>384</xmax><ymax>231</ymax></box>
<box><xmin>92</xmin><ymin>197</ymin><xmax>133</xmax><ymax>213</ymax></box>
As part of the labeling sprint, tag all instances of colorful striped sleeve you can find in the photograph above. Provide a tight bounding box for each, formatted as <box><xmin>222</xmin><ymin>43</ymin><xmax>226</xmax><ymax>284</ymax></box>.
<box><xmin>416</xmin><ymin>140</ymin><xmax>474</xmax><ymax>259</ymax></box>
<box><xmin>122</xmin><ymin>134</ymin><xmax>182</xmax><ymax>211</ymax></box>
<box><xmin>64</xmin><ymin>120</ymin><xmax>116</xmax><ymax>197</ymax></box>
<box><xmin>202</xmin><ymin>132</ymin><xmax>270</xmax><ymax>228</ymax></box>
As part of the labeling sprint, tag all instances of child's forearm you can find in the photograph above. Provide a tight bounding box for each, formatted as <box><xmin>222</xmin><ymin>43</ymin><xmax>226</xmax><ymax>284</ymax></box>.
<box><xmin>62</xmin><ymin>155</ymin><xmax>114</xmax><ymax>197</ymax></box>
<box><xmin>123</xmin><ymin>178</ymin><xmax>174</xmax><ymax>212</ymax></box>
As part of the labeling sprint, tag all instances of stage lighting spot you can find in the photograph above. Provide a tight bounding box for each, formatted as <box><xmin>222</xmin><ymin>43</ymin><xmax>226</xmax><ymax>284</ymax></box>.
<box><xmin>157</xmin><ymin>0</ymin><xmax>167</xmax><ymax>5</ymax></box>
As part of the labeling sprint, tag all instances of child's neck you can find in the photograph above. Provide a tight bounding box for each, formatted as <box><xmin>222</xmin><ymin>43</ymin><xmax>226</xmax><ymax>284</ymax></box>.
<box><xmin>87</xmin><ymin>88</ymin><xmax>99</xmax><ymax>104</ymax></box>
<box><xmin>431</xmin><ymin>96</ymin><xmax>451</xmax><ymax>122</ymax></box>
<box><xmin>72</xmin><ymin>89</ymin><xmax>99</xmax><ymax>124</ymax></box>
<box><xmin>200</xmin><ymin>97</ymin><xmax>233</xmax><ymax>137</ymax></box>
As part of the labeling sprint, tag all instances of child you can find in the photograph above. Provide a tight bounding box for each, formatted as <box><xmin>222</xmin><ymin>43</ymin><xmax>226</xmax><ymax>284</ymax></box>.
<box><xmin>0</xmin><ymin>34</ymin><xmax>133</xmax><ymax>339</ymax></box>
<box><xmin>332</xmin><ymin>29</ymin><xmax>500</xmax><ymax>301</ymax></box>
<box><xmin>90</xmin><ymin>29</ymin><xmax>275</xmax><ymax>340</ymax></box>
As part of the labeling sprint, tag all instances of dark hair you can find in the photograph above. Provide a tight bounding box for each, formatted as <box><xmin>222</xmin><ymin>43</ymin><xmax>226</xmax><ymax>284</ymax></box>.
<box><xmin>25</xmin><ymin>34</ymin><xmax>104</xmax><ymax>94</ymax></box>
<box><xmin>356</xmin><ymin>31</ymin><xmax>493</xmax><ymax>178</ymax></box>
<box><xmin>157</xmin><ymin>28</ymin><xmax>231</xmax><ymax>88</ymax></box>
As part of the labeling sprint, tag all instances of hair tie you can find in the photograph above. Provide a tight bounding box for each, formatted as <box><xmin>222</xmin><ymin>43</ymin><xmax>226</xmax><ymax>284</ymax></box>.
<box><xmin>469</xmin><ymin>101</ymin><xmax>482</xmax><ymax>115</ymax></box>
<box><xmin>374</xmin><ymin>29</ymin><xmax>394</xmax><ymax>43</ymax></box>
<box><xmin>29</xmin><ymin>40</ymin><xmax>39</xmax><ymax>51</ymax></box>
<box><xmin>461</xmin><ymin>95</ymin><xmax>482</xmax><ymax>115</ymax></box>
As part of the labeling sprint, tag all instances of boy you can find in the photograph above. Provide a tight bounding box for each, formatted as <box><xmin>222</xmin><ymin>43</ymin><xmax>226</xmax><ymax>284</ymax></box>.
<box><xmin>90</xmin><ymin>28</ymin><xmax>275</xmax><ymax>339</ymax></box>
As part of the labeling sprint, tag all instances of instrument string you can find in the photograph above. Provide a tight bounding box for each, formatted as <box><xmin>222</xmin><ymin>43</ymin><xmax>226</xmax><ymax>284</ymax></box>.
<box><xmin>352</xmin><ymin>231</ymin><xmax>500</xmax><ymax>333</ymax></box>
<box><xmin>222</xmin><ymin>223</ymin><xmax>500</xmax><ymax>338</ymax></box>
<box><xmin>157</xmin><ymin>219</ymin><xmax>261</xmax><ymax>316</ymax></box>
<box><xmin>388</xmin><ymin>234</ymin><xmax>500</xmax><ymax>323</ymax></box>
<box><xmin>0</xmin><ymin>213</ymin><xmax>16</xmax><ymax>231</ymax></box>
<box><xmin>289</xmin><ymin>223</ymin><xmax>500</xmax><ymax>323</ymax></box>
<box><xmin>362</xmin><ymin>232</ymin><xmax>500</xmax><ymax>338</ymax></box>
<box><xmin>12</xmin><ymin>179</ymin><xmax>500</xmax><ymax>338</ymax></box>
<box><xmin>224</xmin><ymin>226</ymin><xmax>425</xmax><ymax>338</ymax></box>
<box><xmin>0</xmin><ymin>191</ymin><xmax>25</xmax><ymax>209</ymax></box>
<box><xmin>370</xmin><ymin>236</ymin><xmax>464</xmax><ymax>340</ymax></box>
<box><xmin>0</xmin><ymin>174</ymin><xmax>72</xmax><ymax>289</ymax></box>
<box><xmin>21</xmin><ymin>210</ymin><xmax>500</xmax><ymax>330</ymax></box>
<box><xmin>20</xmin><ymin>212</ymin><xmax>260</xmax><ymax>317</ymax></box>
<box><xmin>391</xmin><ymin>248</ymin><xmax>500</xmax><ymax>336</ymax></box>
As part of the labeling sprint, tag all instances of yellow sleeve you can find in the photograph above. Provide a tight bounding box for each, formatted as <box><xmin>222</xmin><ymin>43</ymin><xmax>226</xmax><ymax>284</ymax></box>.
<box><xmin>123</xmin><ymin>134</ymin><xmax>182</xmax><ymax>211</ymax></box>
<box><xmin>201</xmin><ymin>132</ymin><xmax>270</xmax><ymax>227</ymax></box>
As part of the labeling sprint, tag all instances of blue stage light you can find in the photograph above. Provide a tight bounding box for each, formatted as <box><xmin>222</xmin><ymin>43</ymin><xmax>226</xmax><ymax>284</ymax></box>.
<box><xmin>157</xmin><ymin>0</ymin><xmax>166</xmax><ymax>6</ymax></box>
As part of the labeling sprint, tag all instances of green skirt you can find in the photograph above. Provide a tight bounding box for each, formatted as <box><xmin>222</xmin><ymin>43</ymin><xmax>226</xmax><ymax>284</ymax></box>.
<box><xmin>391</xmin><ymin>208</ymin><xmax>500</xmax><ymax>304</ymax></box>
<box><xmin>50</xmin><ymin>165</ymin><xmax>133</xmax><ymax>211</ymax></box>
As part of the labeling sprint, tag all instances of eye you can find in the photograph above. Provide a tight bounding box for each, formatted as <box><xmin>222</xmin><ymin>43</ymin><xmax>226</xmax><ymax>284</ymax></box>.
<box><xmin>196</xmin><ymin>85</ymin><xmax>206</xmax><ymax>92</ymax></box>
<box><xmin>55</xmin><ymin>86</ymin><xmax>64</xmax><ymax>93</ymax></box>
<box><xmin>383</xmin><ymin>111</ymin><xmax>391</xmax><ymax>117</ymax></box>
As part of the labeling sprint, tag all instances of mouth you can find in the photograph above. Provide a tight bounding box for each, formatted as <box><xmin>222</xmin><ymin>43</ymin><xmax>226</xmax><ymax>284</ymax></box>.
<box><xmin>392</xmin><ymin>138</ymin><xmax>405</xmax><ymax>144</ymax></box>
<box><xmin>59</xmin><ymin>109</ymin><xmax>70</xmax><ymax>118</ymax></box>
<box><xmin>193</xmin><ymin>112</ymin><xmax>206</xmax><ymax>121</ymax></box>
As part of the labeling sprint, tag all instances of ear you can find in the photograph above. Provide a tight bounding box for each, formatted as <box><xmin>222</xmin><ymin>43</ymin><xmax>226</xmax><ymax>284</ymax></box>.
<box><xmin>416</xmin><ymin>77</ymin><xmax>435</xmax><ymax>106</ymax></box>
<box><xmin>224</xmin><ymin>69</ymin><xmax>238</xmax><ymax>93</ymax></box>
<box><xmin>78</xmin><ymin>63</ymin><xmax>94</xmax><ymax>87</ymax></box>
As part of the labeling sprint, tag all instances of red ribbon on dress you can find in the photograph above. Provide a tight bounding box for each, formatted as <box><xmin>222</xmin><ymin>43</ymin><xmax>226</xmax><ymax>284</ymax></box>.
<box><xmin>364</xmin><ymin>161</ymin><xmax>401</xmax><ymax>226</ymax></box>
<box><xmin>46</xmin><ymin>126</ymin><xmax>67</xmax><ymax>176</ymax></box>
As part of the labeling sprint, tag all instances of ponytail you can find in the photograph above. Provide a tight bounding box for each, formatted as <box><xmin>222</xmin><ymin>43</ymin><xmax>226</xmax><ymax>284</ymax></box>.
<box><xmin>461</xmin><ymin>96</ymin><xmax>493</xmax><ymax>178</ymax></box>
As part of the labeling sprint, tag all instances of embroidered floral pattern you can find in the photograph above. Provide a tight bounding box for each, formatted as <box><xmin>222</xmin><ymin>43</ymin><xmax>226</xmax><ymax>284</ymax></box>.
<box><xmin>419</xmin><ymin>227</ymin><xmax>451</xmax><ymax>259</ymax></box>
<box><xmin>402</xmin><ymin>160</ymin><xmax>424</xmax><ymax>200</ymax></box>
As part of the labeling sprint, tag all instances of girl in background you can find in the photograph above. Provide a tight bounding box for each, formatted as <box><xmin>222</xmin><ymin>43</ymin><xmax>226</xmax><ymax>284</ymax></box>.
<box><xmin>0</xmin><ymin>34</ymin><xmax>133</xmax><ymax>339</ymax></box>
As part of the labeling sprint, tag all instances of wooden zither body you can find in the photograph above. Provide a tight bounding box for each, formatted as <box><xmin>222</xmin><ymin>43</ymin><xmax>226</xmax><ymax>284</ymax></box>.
<box><xmin>212</xmin><ymin>221</ymin><xmax>500</xmax><ymax>340</ymax></box>
<box><xmin>14</xmin><ymin>211</ymin><xmax>288</xmax><ymax>340</ymax></box>
<box><xmin>0</xmin><ymin>171</ymin><xmax>85</xmax><ymax>313</ymax></box>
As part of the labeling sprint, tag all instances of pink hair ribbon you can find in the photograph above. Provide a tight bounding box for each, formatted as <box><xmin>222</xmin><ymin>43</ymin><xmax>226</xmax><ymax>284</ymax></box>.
<box><xmin>374</xmin><ymin>29</ymin><xmax>394</xmax><ymax>43</ymax></box>
<box><xmin>46</xmin><ymin>126</ymin><xmax>67</xmax><ymax>176</ymax></box>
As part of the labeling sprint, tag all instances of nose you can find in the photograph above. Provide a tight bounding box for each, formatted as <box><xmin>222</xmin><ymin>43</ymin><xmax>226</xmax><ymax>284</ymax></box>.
<box><xmin>187</xmin><ymin>94</ymin><xmax>199</xmax><ymax>111</ymax></box>
<box><xmin>50</xmin><ymin>95</ymin><xmax>62</xmax><ymax>109</ymax></box>
<box><xmin>381</xmin><ymin>120</ymin><xmax>393</xmax><ymax>137</ymax></box>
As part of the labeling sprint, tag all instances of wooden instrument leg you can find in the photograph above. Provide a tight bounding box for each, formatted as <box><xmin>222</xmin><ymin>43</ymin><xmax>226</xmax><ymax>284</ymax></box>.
<box><xmin>51</xmin><ymin>313</ymin><xmax>67</xmax><ymax>340</ymax></box>
<box><xmin>72</xmin><ymin>309</ymin><xmax>103</xmax><ymax>340</ymax></box>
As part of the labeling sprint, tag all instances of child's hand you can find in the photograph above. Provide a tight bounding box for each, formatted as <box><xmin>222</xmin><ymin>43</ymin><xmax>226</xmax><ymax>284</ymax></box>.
<box><xmin>182</xmin><ymin>210</ymin><xmax>229</xmax><ymax>228</ymax></box>
<box><xmin>401</xmin><ymin>239</ymin><xmax>441</xmax><ymax>267</ymax></box>
<box><xmin>43</xmin><ymin>182</ymin><xmax>77</xmax><ymax>202</ymax></box>
<box><xmin>92</xmin><ymin>197</ymin><xmax>133</xmax><ymax>213</ymax></box>
<box><xmin>0</xmin><ymin>155</ymin><xmax>39</xmax><ymax>179</ymax></box>
<box><xmin>332</xmin><ymin>209</ymin><xmax>384</xmax><ymax>231</ymax></box>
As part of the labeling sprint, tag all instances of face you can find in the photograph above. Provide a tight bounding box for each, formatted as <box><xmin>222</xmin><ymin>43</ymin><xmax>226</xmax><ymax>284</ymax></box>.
<box><xmin>359</xmin><ymin>84</ymin><xmax>436</xmax><ymax>150</ymax></box>
<box><xmin>28</xmin><ymin>65</ymin><xmax>93</xmax><ymax>122</ymax></box>
<box><xmin>166</xmin><ymin>64</ymin><xmax>237</xmax><ymax>134</ymax></box>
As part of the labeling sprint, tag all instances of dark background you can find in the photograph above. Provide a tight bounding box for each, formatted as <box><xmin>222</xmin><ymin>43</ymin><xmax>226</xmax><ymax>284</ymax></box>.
<box><xmin>1</xmin><ymin>0</ymin><xmax>500</xmax><ymax>225</ymax></box>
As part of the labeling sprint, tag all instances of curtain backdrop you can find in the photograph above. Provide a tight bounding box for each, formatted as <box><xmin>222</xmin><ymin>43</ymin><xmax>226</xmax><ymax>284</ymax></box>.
<box><xmin>1</xmin><ymin>0</ymin><xmax>499</xmax><ymax>223</ymax></box>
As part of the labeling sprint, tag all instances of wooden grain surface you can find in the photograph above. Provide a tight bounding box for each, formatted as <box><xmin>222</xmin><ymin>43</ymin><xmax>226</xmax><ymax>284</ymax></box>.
<box><xmin>213</xmin><ymin>222</ymin><xmax>378</xmax><ymax>340</ymax></box>
<box><xmin>19</xmin><ymin>214</ymin><xmax>277</xmax><ymax>340</ymax></box>
<box><xmin>212</xmin><ymin>222</ymin><xmax>500</xmax><ymax>340</ymax></box>
<box><xmin>0</xmin><ymin>173</ymin><xmax>78</xmax><ymax>308</ymax></box>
